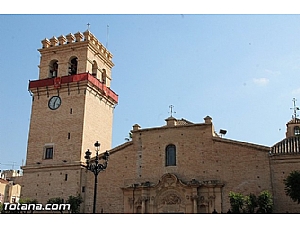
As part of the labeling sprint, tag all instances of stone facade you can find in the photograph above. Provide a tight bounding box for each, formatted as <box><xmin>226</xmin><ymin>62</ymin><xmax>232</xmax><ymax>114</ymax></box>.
<box><xmin>83</xmin><ymin>117</ymin><xmax>273</xmax><ymax>213</ymax></box>
<box><xmin>21</xmin><ymin>30</ymin><xmax>300</xmax><ymax>213</ymax></box>
<box><xmin>82</xmin><ymin>116</ymin><xmax>299</xmax><ymax>213</ymax></box>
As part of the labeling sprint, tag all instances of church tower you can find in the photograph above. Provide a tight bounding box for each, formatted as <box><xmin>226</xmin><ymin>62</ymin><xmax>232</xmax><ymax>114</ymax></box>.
<box><xmin>21</xmin><ymin>30</ymin><xmax>118</xmax><ymax>206</ymax></box>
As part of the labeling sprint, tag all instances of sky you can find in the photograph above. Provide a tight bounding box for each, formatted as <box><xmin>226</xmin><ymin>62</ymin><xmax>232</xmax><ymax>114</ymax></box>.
<box><xmin>1</xmin><ymin>9</ymin><xmax>300</xmax><ymax>171</ymax></box>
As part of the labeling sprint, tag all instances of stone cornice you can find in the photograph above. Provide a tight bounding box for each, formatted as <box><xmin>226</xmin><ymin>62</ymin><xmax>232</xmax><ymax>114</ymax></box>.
<box><xmin>213</xmin><ymin>137</ymin><xmax>270</xmax><ymax>151</ymax></box>
<box><xmin>21</xmin><ymin>161</ymin><xmax>83</xmax><ymax>171</ymax></box>
<box><xmin>131</xmin><ymin>122</ymin><xmax>210</xmax><ymax>133</ymax></box>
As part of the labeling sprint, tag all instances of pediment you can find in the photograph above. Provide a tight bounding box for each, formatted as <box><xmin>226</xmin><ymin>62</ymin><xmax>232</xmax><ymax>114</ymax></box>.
<box><xmin>154</xmin><ymin>173</ymin><xmax>187</xmax><ymax>189</ymax></box>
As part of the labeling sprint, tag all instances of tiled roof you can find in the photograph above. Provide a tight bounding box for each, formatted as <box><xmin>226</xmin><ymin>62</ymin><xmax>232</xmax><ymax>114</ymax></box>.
<box><xmin>176</xmin><ymin>118</ymin><xmax>193</xmax><ymax>125</ymax></box>
<box><xmin>270</xmin><ymin>136</ymin><xmax>300</xmax><ymax>154</ymax></box>
<box><xmin>0</xmin><ymin>178</ymin><xmax>9</xmax><ymax>184</ymax></box>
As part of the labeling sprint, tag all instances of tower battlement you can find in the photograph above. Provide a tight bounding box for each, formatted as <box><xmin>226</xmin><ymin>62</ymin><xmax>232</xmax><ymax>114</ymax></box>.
<box><xmin>40</xmin><ymin>30</ymin><xmax>113</xmax><ymax>61</ymax></box>
<box><xmin>38</xmin><ymin>30</ymin><xmax>114</xmax><ymax>86</ymax></box>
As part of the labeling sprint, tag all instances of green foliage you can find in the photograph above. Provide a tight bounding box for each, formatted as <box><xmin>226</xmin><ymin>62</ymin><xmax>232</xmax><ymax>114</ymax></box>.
<box><xmin>257</xmin><ymin>190</ymin><xmax>273</xmax><ymax>213</ymax></box>
<box><xmin>0</xmin><ymin>203</ymin><xmax>3</xmax><ymax>213</ymax></box>
<box><xmin>47</xmin><ymin>197</ymin><xmax>64</xmax><ymax>204</ymax></box>
<box><xmin>229</xmin><ymin>191</ymin><xmax>273</xmax><ymax>213</ymax></box>
<box><xmin>45</xmin><ymin>195</ymin><xmax>83</xmax><ymax>213</ymax></box>
<box><xmin>125</xmin><ymin>132</ymin><xmax>132</xmax><ymax>142</ymax></box>
<box><xmin>18</xmin><ymin>198</ymin><xmax>39</xmax><ymax>213</ymax></box>
<box><xmin>47</xmin><ymin>197</ymin><xmax>65</xmax><ymax>213</ymax></box>
<box><xmin>19</xmin><ymin>198</ymin><xmax>38</xmax><ymax>204</ymax></box>
<box><xmin>229</xmin><ymin>191</ymin><xmax>244</xmax><ymax>213</ymax></box>
<box><xmin>66</xmin><ymin>195</ymin><xmax>83</xmax><ymax>213</ymax></box>
<box><xmin>244</xmin><ymin>193</ymin><xmax>258</xmax><ymax>213</ymax></box>
<box><xmin>284</xmin><ymin>170</ymin><xmax>300</xmax><ymax>204</ymax></box>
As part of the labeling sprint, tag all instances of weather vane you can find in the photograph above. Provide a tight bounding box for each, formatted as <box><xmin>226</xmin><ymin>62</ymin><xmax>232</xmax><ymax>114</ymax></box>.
<box><xmin>169</xmin><ymin>105</ymin><xmax>176</xmax><ymax>117</ymax></box>
<box><xmin>291</xmin><ymin>98</ymin><xmax>300</xmax><ymax>119</ymax></box>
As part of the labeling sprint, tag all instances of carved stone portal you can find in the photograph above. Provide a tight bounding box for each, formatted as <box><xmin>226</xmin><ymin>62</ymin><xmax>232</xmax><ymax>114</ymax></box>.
<box><xmin>122</xmin><ymin>173</ymin><xmax>224</xmax><ymax>213</ymax></box>
<box><xmin>157</xmin><ymin>190</ymin><xmax>185</xmax><ymax>213</ymax></box>
<box><xmin>154</xmin><ymin>174</ymin><xmax>188</xmax><ymax>213</ymax></box>
<box><xmin>161</xmin><ymin>193</ymin><xmax>181</xmax><ymax>205</ymax></box>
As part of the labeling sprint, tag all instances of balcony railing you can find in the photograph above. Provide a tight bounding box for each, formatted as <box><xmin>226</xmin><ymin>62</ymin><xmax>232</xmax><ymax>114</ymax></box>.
<box><xmin>28</xmin><ymin>73</ymin><xmax>118</xmax><ymax>103</ymax></box>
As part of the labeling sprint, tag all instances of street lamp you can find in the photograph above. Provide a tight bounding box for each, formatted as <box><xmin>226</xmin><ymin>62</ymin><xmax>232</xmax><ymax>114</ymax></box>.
<box><xmin>82</xmin><ymin>141</ymin><xmax>109</xmax><ymax>213</ymax></box>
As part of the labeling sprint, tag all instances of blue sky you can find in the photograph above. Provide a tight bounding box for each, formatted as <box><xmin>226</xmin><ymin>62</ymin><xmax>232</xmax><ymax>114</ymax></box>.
<box><xmin>1</xmin><ymin>13</ymin><xmax>300</xmax><ymax>171</ymax></box>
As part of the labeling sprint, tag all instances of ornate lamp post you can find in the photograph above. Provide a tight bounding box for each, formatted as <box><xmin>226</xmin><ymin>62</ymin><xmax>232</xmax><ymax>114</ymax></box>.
<box><xmin>82</xmin><ymin>141</ymin><xmax>109</xmax><ymax>213</ymax></box>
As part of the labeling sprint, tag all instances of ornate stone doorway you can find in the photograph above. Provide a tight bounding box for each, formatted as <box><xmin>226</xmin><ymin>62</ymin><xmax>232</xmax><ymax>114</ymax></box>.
<box><xmin>156</xmin><ymin>189</ymin><xmax>185</xmax><ymax>213</ymax></box>
<box><xmin>122</xmin><ymin>173</ymin><xmax>224</xmax><ymax>213</ymax></box>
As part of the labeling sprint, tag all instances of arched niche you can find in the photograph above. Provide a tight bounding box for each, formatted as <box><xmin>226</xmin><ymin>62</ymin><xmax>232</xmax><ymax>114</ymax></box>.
<box><xmin>49</xmin><ymin>59</ymin><xmax>58</xmax><ymax>78</ymax></box>
<box><xmin>92</xmin><ymin>60</ymin><xmax>98</xmax><ymax>77</ymax></box>
<box><xmin>68</xmin><ymin>56</ymin><xmax>78</xmax><ymax>75</ymax></box>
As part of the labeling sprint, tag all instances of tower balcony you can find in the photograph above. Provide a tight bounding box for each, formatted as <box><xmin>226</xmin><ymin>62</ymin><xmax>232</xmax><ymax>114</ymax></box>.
<box><xmin>28</xmin><ymin>73</ymin><xmax>118</xmax><ymax>104</ymax></box>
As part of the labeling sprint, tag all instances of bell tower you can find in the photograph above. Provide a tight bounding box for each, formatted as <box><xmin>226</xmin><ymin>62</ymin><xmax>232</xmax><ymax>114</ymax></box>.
<box><xmin>21</xmin><ymin>30</ymin><xmax>118</xmax><ymax>206</ymax></box>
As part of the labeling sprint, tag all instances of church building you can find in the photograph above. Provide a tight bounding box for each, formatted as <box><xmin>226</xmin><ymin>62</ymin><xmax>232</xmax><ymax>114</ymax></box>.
<box><xmin>21</xmin><ymin>30</ymin><xmax>300</xmax><ymax>213</ymax></box>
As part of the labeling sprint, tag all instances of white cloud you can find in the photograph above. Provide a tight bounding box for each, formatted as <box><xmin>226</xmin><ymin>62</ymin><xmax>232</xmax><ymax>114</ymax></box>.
<box><xmin>253</xmin><ymin>77</ymin><xmax>269</xmax><ymax>86</ymax></box>
<box><xmin>264</xmin><ymin>69</ymin><xmax>281</xmax><ymax>76</ymax></box>
<box><xmin>292</xmin><ymin>88</ymin><xmax>300</xmax><ymax>95</ymax></box>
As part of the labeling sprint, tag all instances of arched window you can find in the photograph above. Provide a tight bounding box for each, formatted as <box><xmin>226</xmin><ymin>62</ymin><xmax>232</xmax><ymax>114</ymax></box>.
<box><xmin>92</xmin><ymin>61</ymin><xmax>98</xmax><ymax>77</ymax></box>
<box><xmin>166</xmin><ymin>144</ymin><xmax>176</xmax><ymax>166</ymax></box>
<box><xmin>49</xmin><ymin>60</ymin><xmax>58</xmax><ymax>78</ymax></box>
<box><xmin>68</xmin><ymin>57</ymin><xmax>78</xmax><ymax>75</ymax></box>
<box><xmin>294</xmin><ymin>126</ymin><xmax>300</xmax><ymax>136</ymax></box>
<box><xmin>102</xmin><ymin>69</ymin><xmax>107</xmax><ymax>84</ymax></box>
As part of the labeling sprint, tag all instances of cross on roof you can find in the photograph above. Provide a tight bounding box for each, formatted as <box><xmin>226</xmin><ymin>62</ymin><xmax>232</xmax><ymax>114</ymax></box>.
<box><xmin>291</xmin><ymin>98</ymin><xmax>300</xmax><ymax>119</ymax></box>
<box><xmin>169</xmin><ymin>105</ymin><xmax>176</xmax><ymax>117</ymax></box>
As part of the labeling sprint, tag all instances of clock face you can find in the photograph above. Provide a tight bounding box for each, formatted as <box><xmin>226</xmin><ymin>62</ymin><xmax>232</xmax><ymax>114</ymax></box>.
<box><xmin>48</xmin><ymin>96</ymin><xmax>61</xmax><ymax>110</ymax></box>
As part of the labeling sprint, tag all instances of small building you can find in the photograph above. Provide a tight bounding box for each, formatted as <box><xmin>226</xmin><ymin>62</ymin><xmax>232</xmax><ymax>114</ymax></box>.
<box><xmin>0</xmin><ymin>170</ymin><xmax>22</xmax><ymax>204</ymax></box>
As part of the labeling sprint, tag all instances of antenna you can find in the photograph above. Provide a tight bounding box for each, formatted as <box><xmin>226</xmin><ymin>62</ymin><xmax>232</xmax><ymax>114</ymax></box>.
<box><xmin>106</xmin><ymin>24</ymin><xmax>109</xmax><ymax>48</ymax></box>
<box><xmin>290</xmin><ymin>98</ymin><xmax>300</xmax><ymax>119</ymax></box>
<box><xmin>169</xmin><ymin>105</ymin><xmax>176</xmax><ymax>117</ymax></box>
<box><xmin>0</xmin><ymin>162</ymin><xmax>16</xmax><ymax>170</ymax></box>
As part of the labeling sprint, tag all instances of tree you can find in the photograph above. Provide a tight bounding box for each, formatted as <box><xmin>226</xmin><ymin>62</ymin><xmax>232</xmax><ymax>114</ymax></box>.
<box><xmin>0</xmin><ymin>203</ymin><xmax>3</xmax><ymax>214</ymax></box>
<box><xmin>284</xmin><ymin>170</ymin><xmax>300</xmax><ymax>204</ymax></box>
<box><xmin>257</xmin><ymin>190</ymin><xmax>273</xmax><ymax>213</ymax></box>
<box><xmin>19</xmin><ymin>198</ymin><xmax>38</xmax><ymax>204</ymax></box>
<box><xmin>244</xmin><ymin>193</ymin><xmax>258</xmax><ymax>213</ymax></box>
<box><xmin>18</xmin><ymin>198</ymin><xmax>39</xmax><ymax>213</ymax></box>
<box><xmin>125</xmin><ymin>132</ymin><xmax>132</xmax><ymax>142</ymax></box>
<box><xmin>229</xmin><ymin>191</ymin><xmax>273</xmax><ymax>213</ymax></box>
<box><xmin>47</xmin><ymin>197</ymin><xmax>64</xmax><ymax>213</ymax></box>
<box><xmin>228</xmin><ymin>191</ymin><xmax>244</xmax><ymax>213</ymax></box>
<box><xmin>66</xmin><ymin>195</ymin><xmax>83</xmax><ymax>213</ymax></box>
